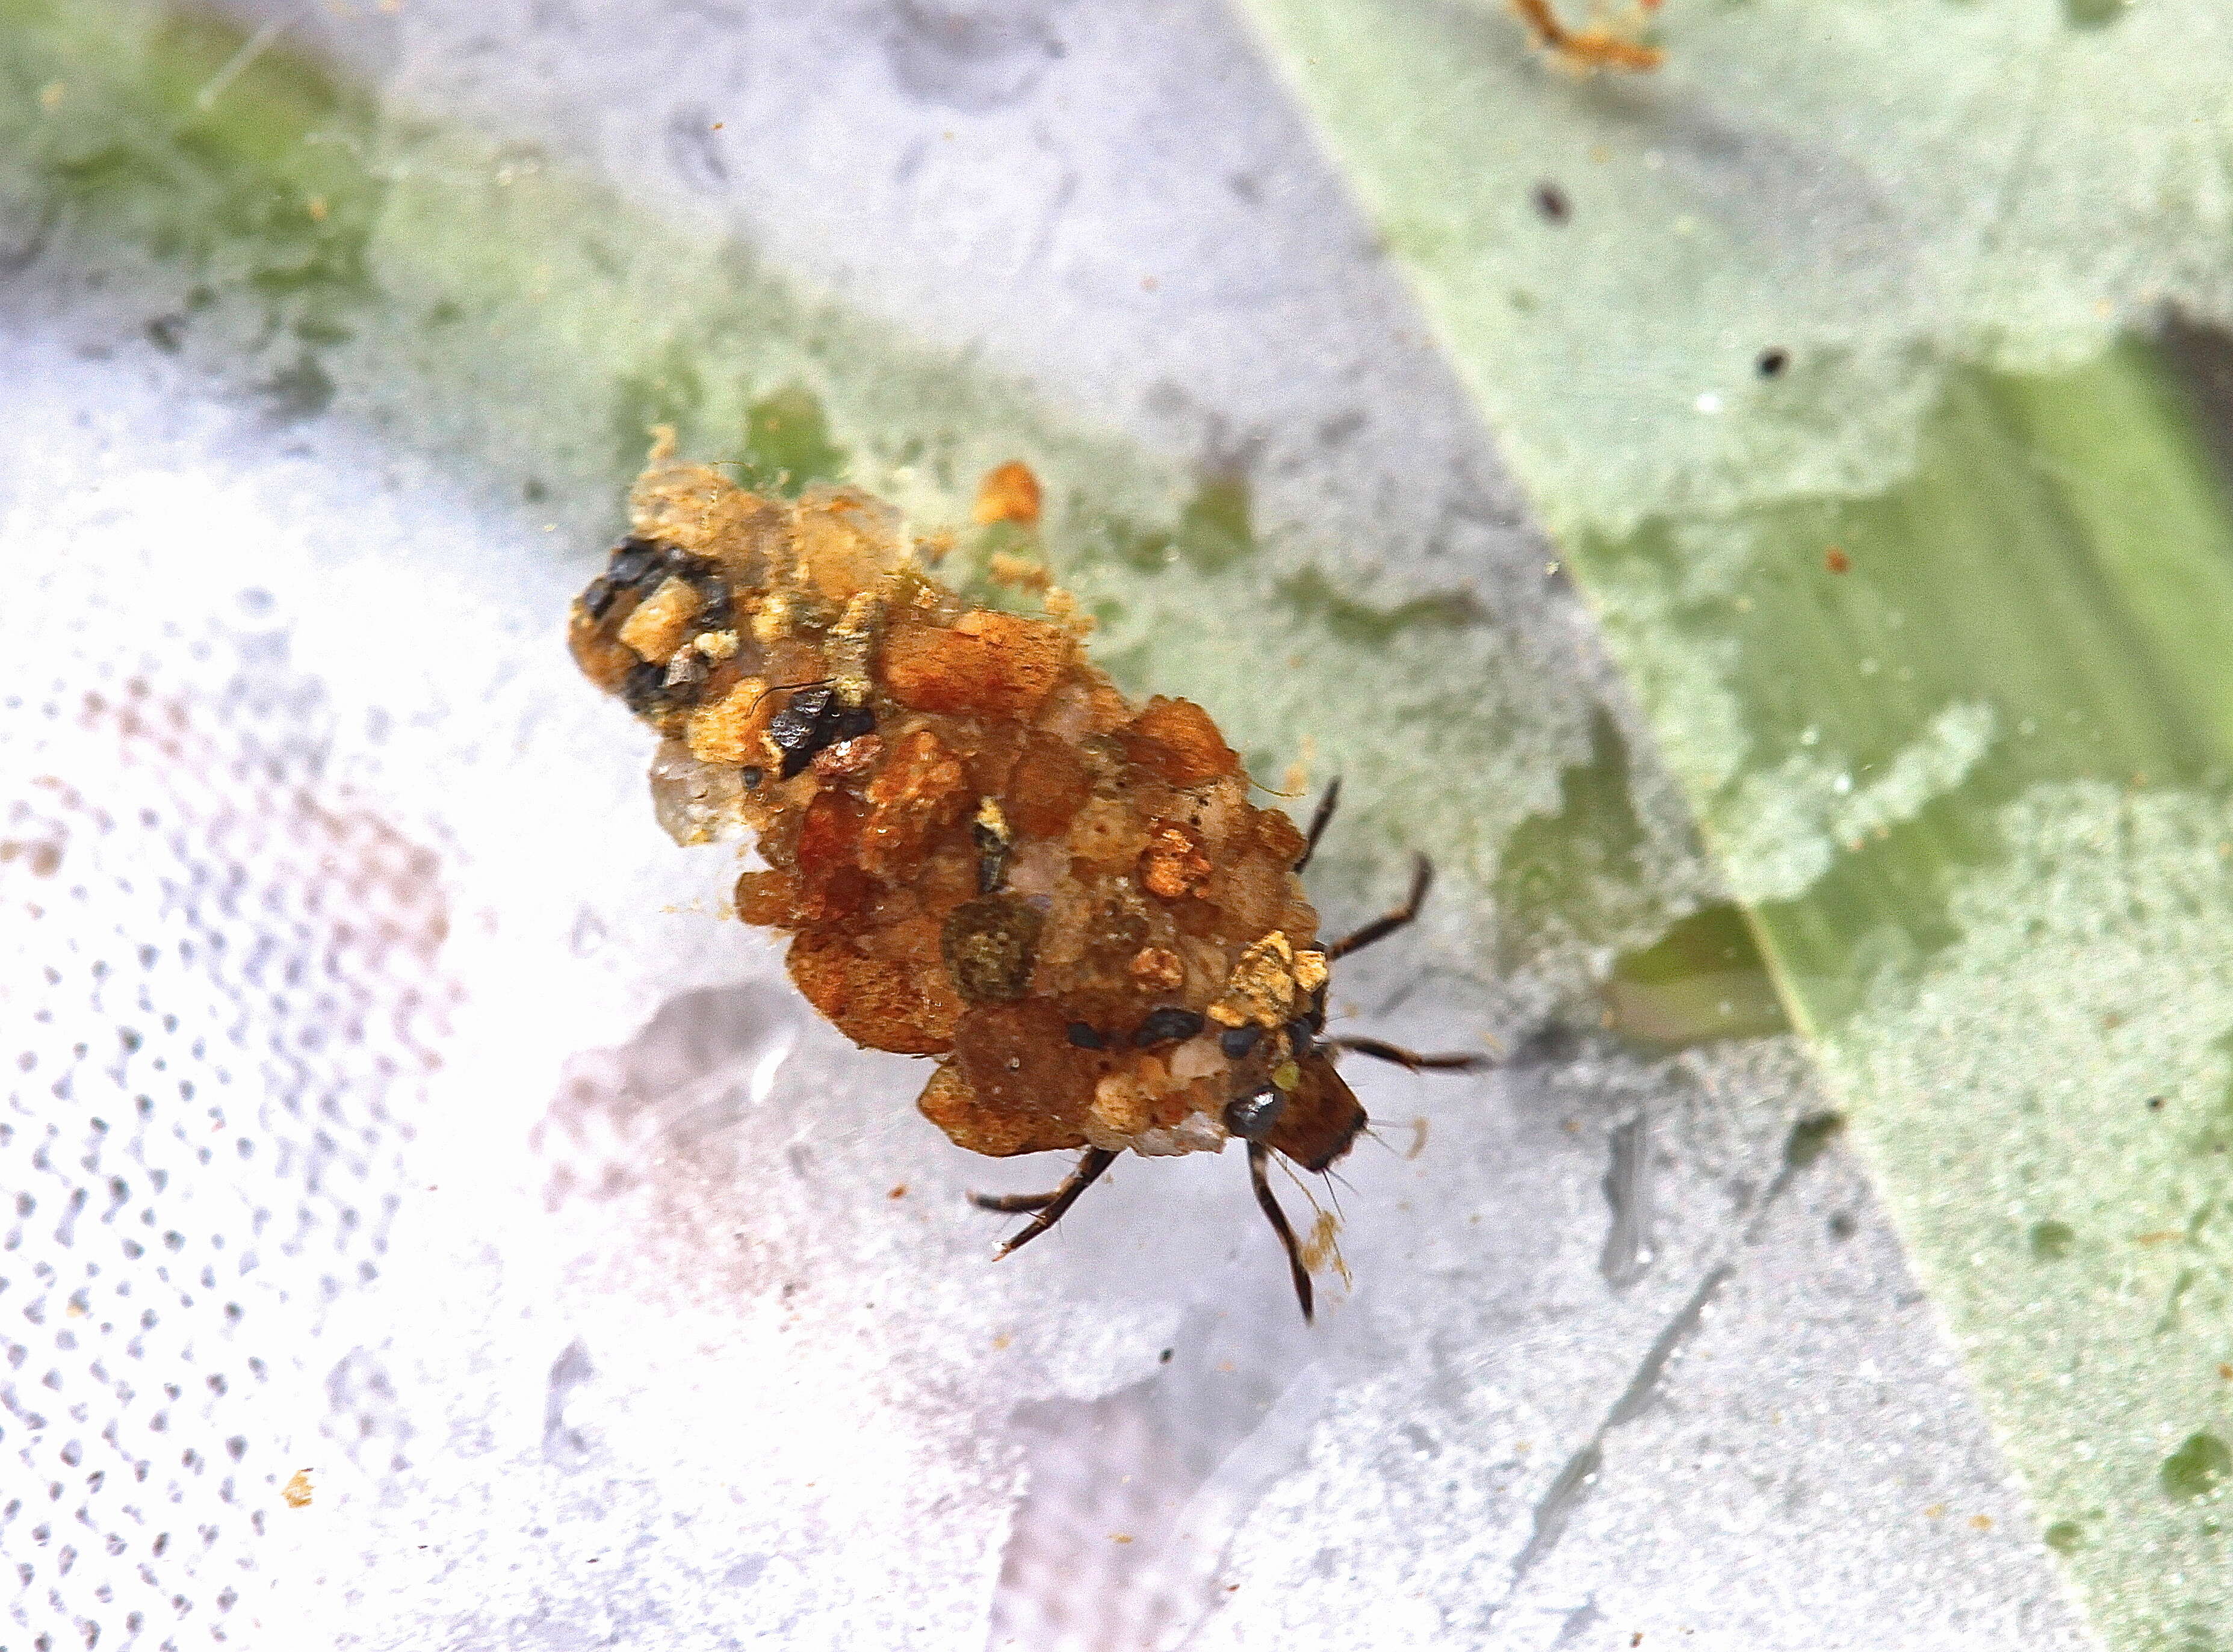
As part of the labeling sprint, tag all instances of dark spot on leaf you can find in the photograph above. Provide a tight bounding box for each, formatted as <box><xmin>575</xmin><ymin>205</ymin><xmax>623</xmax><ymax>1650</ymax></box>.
<box><xmin>1783</xmin><ymin>1112</ymin><xmax>1845</xmax><ymax>1169</ymax></box>
<box><xmin>2061</xmin><ymin>0</ymin><xmax>2127</xmax><ymax>28</ymax></box>
<box><xmin>2160</xmin><ymin>1432</ymin><xmax>2230</xmax><ymax>1501</ymax></box>
<box><xmin>259</xmin><ymin>353</ymin><xmax>333</xmax><ymax>423</ymax></box>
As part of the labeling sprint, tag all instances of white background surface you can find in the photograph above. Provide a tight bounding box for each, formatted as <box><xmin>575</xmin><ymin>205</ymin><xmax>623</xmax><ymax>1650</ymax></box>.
<box><xmin>1</xmin><ymin>3</ymin><xmax>2096</xmax><ymax>1647</ymax></box>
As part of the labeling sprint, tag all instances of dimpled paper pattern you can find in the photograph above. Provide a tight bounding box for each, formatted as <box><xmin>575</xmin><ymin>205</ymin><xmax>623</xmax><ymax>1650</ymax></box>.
<box><xmin>2</xmin><ymin>515</ymin><xmax>450</xmax><ymax>1641</ymax></box>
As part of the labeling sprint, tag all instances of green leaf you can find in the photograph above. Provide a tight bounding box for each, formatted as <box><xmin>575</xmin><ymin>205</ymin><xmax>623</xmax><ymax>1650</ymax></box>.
<box><xmin>1239</xmin><ymin>0</ymin><xmax>2233</xmax><ymax>1642</ymax></box>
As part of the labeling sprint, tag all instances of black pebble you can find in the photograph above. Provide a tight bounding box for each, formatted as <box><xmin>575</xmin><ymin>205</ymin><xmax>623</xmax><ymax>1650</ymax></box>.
<box><xmin>621</xmin><ymin>661</ymin><xmax>668</xmax><ymax>716</ymax></box>
<box><xmin>1133</xmin><ymin>1007</ymin><xmax>1206</xmax><ymax>1048</ymax></box>
<box><xmin>766</xmin><ymin>685</ymin><xmax>869</xmax><ymax>779</ymax></box>
<box><xmin>767</xmin><ymin>706</ymin><xmax>819</xmax><ymax>752</ymax></box>
<box><xmin>693</xmin><ymin>581</ymin><xmax>734</xmax><ymax>628</ymax></box>
<box><xmin>609</xmin><ymin>544</ymin><xmax>659</xmax><ymax>586</ymax></box>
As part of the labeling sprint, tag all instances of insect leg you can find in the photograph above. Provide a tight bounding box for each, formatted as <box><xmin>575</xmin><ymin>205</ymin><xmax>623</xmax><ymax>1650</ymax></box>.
<box><xmin>1248</xmin><ymin>1141</ymin><xmax>1314</xmax><ymax>1323</ymax></box>
<box><xmin>988</xmin><ymin>1147</ymin><xmax>1120</xmax><ymax>1258</ymax></box>
<box><xmin>1293</xmin><ymin>776</ymin><xmax>1342</xmax><ymax>873</ymax></box>
<box><xmin>1324</xmin><ymin>853</ymin><xmax>1432</xmax><ymax>961</ymax></box>
<box><xmin>968</xmin><ymin>1190</ymin><xmax>1058</xmax><ymax>1213</ymax></box>
<box><xmin>1324</xmin><ymin>1035</ymin><xmax>1488</xmax><ymax>1072</ymax></box>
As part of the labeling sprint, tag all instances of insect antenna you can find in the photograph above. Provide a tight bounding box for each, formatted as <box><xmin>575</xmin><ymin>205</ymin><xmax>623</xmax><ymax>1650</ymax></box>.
<box><xmin>1358</xmin><ymin>1122</ymin><xmax>1403</xmax><ymax>1158</ymax></box>
<box><xmin>1315</xmin><ymin>1163</ymin><xmax>1349</xmax><ymax>1224</ymax></box>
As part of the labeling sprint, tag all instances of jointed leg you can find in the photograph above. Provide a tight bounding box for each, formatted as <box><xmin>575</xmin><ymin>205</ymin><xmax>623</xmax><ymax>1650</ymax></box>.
<box><xmin>1294</xmin><ymin>777</ymin><xmax>1342</xmax><ymax>873</ymax></box>
<box><xmin>979</xmin><ymin>1147</ymin><xmax>1119</xmax><ymax>1258</ymax></box>
<box><xmin>1326</xmin><ymin>1035</ymin><xmax>1488</xmax><ymax>1073</ymax></box>
<box><xmin>1326</xmin><ymin>855</ymin><xmax>1433</xmax><ymax>962</ymax></box>
<box><xmin>968</xmin><ymin>1190</ymin><xmax>1056</xmax><ymax>1213</ymax></box>
<box><xmin>1249</xmin><ymin>1141</ymin><xmax>1314</xmax><ymax>1323</ymax></box>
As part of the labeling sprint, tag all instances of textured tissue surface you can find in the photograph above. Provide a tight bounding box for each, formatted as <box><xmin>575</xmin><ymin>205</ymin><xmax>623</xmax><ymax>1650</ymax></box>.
<box><xmin>2</xmin><ymin>295</ymin><xmax>2093</xmax><ymax>1652</ymax></box>
<box><xmin>1</xmin><ymin>1</ymin><xmax>2104</xmax><ymax>1647</ymax></box>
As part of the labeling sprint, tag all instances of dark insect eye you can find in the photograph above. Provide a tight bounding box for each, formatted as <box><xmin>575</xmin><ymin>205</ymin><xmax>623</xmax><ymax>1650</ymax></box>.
<box><xmin>1219</xmin><ymin>1024</ymin><xmax>1262</xmax><ymax>1060</ymax></box>
<box><xmin>740</xmin><ymin>767</ymin><xmax>764</xmax><ymax>790</ymax></box>
<box><xmin>1284</xmin><ymin>1016</ymin><xmax>1318</xmax><ymax>1054</ymax></box>
<box><xmin>1223</xmin><ymin>1086</ymin><xmax>1285</xmax><ymax>1141</ymax></box>
<box><xmin>1065</xmin><ymin>1022</ymin><xmax>1106</xmax><ymax>1050</ymax></box>
<box><xmin>1132</xmin><ymin>1007</ymin><xmax>1206</xmax><ymax>1047</ymax></box>
<box><xmin>581</xmin><ymin>575</ymin><xmax>618</xmax><ymax>619</ymax></box>
<box><xmin>835</xmin><ymin>705</ymin><xmax>877</xmax><ymax>740</ymax></box>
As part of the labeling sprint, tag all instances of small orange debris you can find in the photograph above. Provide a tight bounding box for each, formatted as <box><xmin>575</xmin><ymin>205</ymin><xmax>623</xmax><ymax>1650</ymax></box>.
<box><xmin>974</xmin><ymin>460</ymin><xmax>1043</xmax><ymax>527</ymax></box>
<box><xmin>282</xmin><ymin>1470</ymin><xmax>314</xmax><ymax>1509</ymax></box>
<box><xmin>1139</xmin><ymin>821</ymin><xmax>1214</xmax><ymax>900</ymax></box>
<box><xmin>1824</xmin><ymin>547</ymin><xmax>1851</xmax><ymax>574</ymax></box>
<box><xmin>1969</xmin><ymin>1514</ymin><xmax>1993</xmax><ymax>1531</ymax></box>
<box><xmin>888</xmin><ymin>1183</ymin><xmax>908</xmax><ymax>1199</ymax></box>
<box><xmin>987</xmin><ymin>551</ymin><xmax>1053</xmax><ymax>592</ymax></box>
<box><xmin>1510</xmin><ymin>0</ymin><xmax>1662</xmax><ymax>71</ymax></box>
<box><xmin>1129</xmin><ymin>946</ymin><xmax>1186</xmax><ymax>992</ymax></box>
